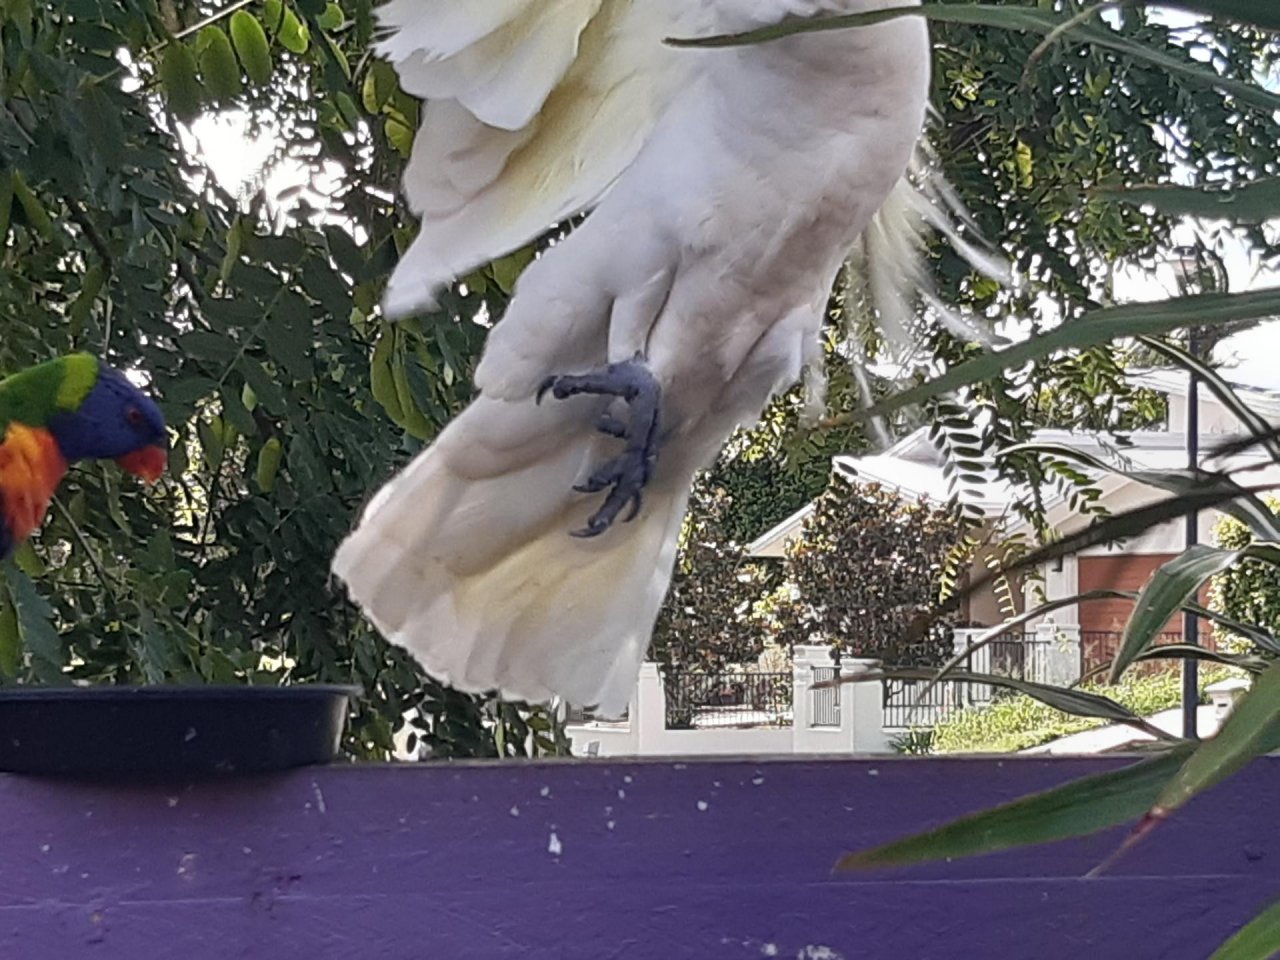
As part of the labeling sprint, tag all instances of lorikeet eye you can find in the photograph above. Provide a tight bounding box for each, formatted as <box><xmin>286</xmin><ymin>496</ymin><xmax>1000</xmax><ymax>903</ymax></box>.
<box><xmin>125</xmin><ymin>405</ymin><xmax>145</xmax><ymax>427</ymax></box>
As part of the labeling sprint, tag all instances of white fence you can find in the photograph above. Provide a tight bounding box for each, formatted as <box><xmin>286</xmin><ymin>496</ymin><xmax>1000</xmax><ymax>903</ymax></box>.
<box><xmin>566</xmin><ymin>647</ymin><xmax>889</xmax><ymax>758</ymax></box>
<box><xmin>566</xmin><ymin>623</ymin><xmax>1085</xmax><ymax>758</ymax></box>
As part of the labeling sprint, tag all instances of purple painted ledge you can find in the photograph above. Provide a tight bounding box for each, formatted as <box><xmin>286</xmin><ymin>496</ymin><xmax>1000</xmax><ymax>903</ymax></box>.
<box><xmin>0</xmin><ymin>754</ymin><xmax>1275</xmax><ymax>959</ymax></box>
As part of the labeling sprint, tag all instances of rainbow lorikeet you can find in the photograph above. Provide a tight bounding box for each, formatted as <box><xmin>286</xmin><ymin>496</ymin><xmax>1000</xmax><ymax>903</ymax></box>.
<box><xmin>0</xmin><ymin>354</ymin><xmax>167</xmax><ymax>560</ymax></box>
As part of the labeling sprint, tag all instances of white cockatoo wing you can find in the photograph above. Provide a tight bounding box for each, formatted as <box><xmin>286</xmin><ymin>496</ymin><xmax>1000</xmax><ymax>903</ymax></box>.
<box><xmin>376</xmin><ymin>0</ymin><xmax>703</xmax><ymax>317</ymax></box>
<box><xmin>337</xmin><ymin>0</ymin><xmax>1008</xmax><ymax>715</ymax></box>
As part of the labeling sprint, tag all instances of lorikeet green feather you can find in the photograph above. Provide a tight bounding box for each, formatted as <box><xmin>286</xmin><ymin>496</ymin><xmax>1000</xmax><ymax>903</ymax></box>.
<box><xmin>0</xmin><ymin>354</ymin><xmax>167</xmax><ymax>559</ymax></box>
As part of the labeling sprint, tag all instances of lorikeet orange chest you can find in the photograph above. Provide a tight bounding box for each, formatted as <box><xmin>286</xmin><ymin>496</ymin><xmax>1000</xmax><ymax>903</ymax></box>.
<box><xmin>0</xmin><ymin>354</ymin><xmax>167</xmax><ymax>560</ymax></box>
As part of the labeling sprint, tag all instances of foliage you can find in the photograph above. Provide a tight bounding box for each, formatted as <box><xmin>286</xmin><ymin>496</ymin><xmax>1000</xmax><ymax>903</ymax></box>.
<box><xmin>932</xmin><ymin>666</ymin><xmax>1238</xmax><ymax>754</ymax></box>
<box><xmin>0</xmin><ymin>0</ymin><xmax>558</xmax><ymax>760</ymax></box>
<box><xmin>702</xmin><ymin>444</ymin><xmax>833</xmax><ymax>546</ymax></box>
<box><xmin>774</xmin><ymin>10</ymin><xmax>1280</xmax><ymax>953</ymax></box>
<box><xmin>650</xmin><ymin>481</ymin><xmax>774</xmax><ymax>672</ymax></box>
<box><xmin>889</xmin><ymin>726</ymin><xmax>936</xmax><ymax>756</ymax></box>
<box><xmin>771</xmin><ymin>476</ymin><xmax>968</xmax><ymax>665</ymax></box>
<box><xmin>1210</xmin><ymin>495</ymin><xmax>1280</xmax><ymax>651</ymax></box>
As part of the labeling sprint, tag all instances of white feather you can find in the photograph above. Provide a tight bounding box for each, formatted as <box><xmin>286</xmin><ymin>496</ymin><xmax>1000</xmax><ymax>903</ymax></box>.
<box><xmin>337</xmin><ymin>0</ymin><xmax>1004</xmax><ymax>712</ymax></box>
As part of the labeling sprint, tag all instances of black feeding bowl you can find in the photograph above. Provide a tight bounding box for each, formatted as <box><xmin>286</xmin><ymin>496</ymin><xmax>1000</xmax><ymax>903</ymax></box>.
<box><xmin>0</xmin><ymin>684</ymin><xmax>359</xmax><ymax>778</ymax></box>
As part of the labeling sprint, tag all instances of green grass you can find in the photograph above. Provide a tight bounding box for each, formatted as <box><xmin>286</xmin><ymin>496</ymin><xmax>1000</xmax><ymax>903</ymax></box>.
<box><xmin>931</xmin><ymin>666</ymin><xmax>1239</xmax><ymax>754</ymax></box>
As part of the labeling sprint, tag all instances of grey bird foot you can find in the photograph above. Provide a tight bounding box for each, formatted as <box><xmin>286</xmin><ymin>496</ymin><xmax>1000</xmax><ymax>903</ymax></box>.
<box><xmin>536</xmin><ymin>359</ymin><xmax>661</xmax><ymax>538</ymax></box>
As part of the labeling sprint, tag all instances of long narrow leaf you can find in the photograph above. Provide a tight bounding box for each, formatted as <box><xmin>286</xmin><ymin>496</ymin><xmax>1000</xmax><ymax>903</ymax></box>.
<box><xmin>936</xmin><ymin>589</ymin><xmax>1136</xmax><ymax>685</ymax></box>
<box><xmin>836</xmin><ymin>744</ymin><xmax>1196</xmax><ymax>871</ymax></box>
<box><xmin>1156</xmin><ymin>661</ymin><xmax>1280</xmax><ymax>816</ymax></box>
<box><xmin>1210</xmin><ymin>898</ymin><xmax>1280</xmax><ymax>960</ymax></box>
<box><xmin>1098</xmin><ymin>178</ymin><xmax>1280</xmax><ymax>225</ymax></box>
<box><xmin>1138</xmin><ymin>337</ymin><xmax>1280</xmax><ymax>463</ymax></box>
<box><xmin>1089</xmin><ymin>664</ymin><xmax>1280</xmax><ymax>875</ymax></box>
<box><xmin>1167</xmin><ymin>0</ymin><xmax>1280</xmax><ymax>29</ymax></box>
<box><xmin>952</xmin><ymin>483</ymin><xmax>1262</xmax><ymax>620</ymax></box>
<box><xmin>1129</xmin><ymin>643</ymin><xmax>1270</xmax><ymax>673</ymax></box>
<box><xmin>1211</xmin><ymin>425</ymin><xmax>1280</xmax><ymax>461</ymax></box>
<box><xmin>668</xmin><ymin>5</ymin><xmax>1280</xmax><ymax>115</ymax></box>
<box><xmin>1113</xmin><ymin>543</ymin><xmax>1280</xmax><ymax>682</ymax></box>
<box><xmin>835</xmin><ymin>667</ymin><xmax>1175</xmax><ymax>740</ymax></box>
<box><xmin>1082</xmin><ymin>644</ymin><xmax>1271</xmax><ymax>684</ymax></box>
<box><xmin>850</xmin><ymin>288</ymin><xmax>1280</xmax><ymax>427</ymax></box>
<box><xmin>1010</xmin><ymin>440</ymin><xmax>1280</xmax><ymax>541</ymax></box>
<box><xmin>890</xmin><ymin>484</ymin><xmax>1271</xmax><ymax>672</ymax></box>
<box><xmin>941</xmin><ymin>591</ymin><xmax>1278</xmax><ymax>693</ymax></box>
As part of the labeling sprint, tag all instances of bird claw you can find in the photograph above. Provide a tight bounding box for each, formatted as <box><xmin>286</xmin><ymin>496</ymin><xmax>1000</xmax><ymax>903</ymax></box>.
<box><xmin>537</xmin><ymin>359</ymin><xmax>661</xmax><ymax>538</ymax></box>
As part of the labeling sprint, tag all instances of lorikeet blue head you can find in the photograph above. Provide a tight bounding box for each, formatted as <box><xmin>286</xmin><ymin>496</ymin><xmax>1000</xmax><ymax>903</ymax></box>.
<box><xmin>0</xmin><ymin>354</ymin><xmax>167</xmax><ymax>559</ymax></box>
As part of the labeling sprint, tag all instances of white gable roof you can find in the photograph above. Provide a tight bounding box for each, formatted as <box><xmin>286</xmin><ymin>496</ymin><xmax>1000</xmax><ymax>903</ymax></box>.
<box><xmin>747</xmin><ymin>368</ymin><xmax>1280</xmax><ymax>558</ymax></box>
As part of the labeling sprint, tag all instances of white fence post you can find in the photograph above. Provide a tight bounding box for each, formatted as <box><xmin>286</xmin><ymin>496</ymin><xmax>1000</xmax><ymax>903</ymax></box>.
<box><xmin>1038</xmin><ymin>618</ymin><xmax>1082</xmax><ymax>686</ymax></box>
<box><xmin>792</xmin><ymin>645</ymin><xmax>832</xmax><ymax>752</ymax></box>
<box><xmin>841</xmin><ymin>657</ymin><xmax>890</xmax><ymax>753</ymax></box>
<box><xmin>635</xmin><ymin>663</ymin><xmax>666</xmax><ymax>753</ymax></box>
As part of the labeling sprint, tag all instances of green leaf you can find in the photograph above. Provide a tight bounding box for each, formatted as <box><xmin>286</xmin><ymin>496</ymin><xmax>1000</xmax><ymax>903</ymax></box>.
<box><xmin>384</xmin><ymin>115</ymin><xmax>413</xmax><ymax>158</ymax></box>
<box><xmin>1010</xmin><ymin>441</ymin><xmax>1280</xmax><ymax>541</ymax></box>
<box><xmin>2</xmin><ymin>563</ymin><xmax>63</xmax><ymax>679</ymax></box>
<box><xmin>370</xmin><ymin>330</ymin><xmax>404</xmax><ymax>423</ymax></box>
<box><xmin>490</xmin><ymin>245</ymin><xmax>536</xmax><ymax>295</ymax></box>
<box><xmin>863</xmin><ymin>288</ymin><xmax>1280</xmax><ymax>425</ymax></box>
<box><xmin>0</xmin><ymin>171</ymin><xmax>12</xmax><ymax>243</ymax></box>
<box><xmin>1155</xmin><ymin>661</ymin><xmax>1280</xmax><ymax>817</ymax></box>
<box><xmin>239</xmin><ymin>360</ymin><xmax>288</xmax><ymax>413</ymax></box>
<box><xmin>667</xmin><ymin>4</ymin><xmax>1280</xmax><ymax>115</ymax></box>
<box><xmin>845</xmin><ymin>667</ymin><xmax>1170</xmax><ymax>738</ymax></box>
<box><xmin>1124</xmin><ymin>643</ymin><xmax>1272</xmax><ymax>675</ymax></box>
<box><xmin>1098</xmin><ymin>178</ymin><xmax>1280</xmax><ymax>225</ymax></box>
<box><xmin>68</xmin><ymin>263</ymin><xmax>106</xmax><ymax>335</ymax></box>
<box><xmin>11</xmin><ymin>171</ymin><xmax>54</xmax><ymax>242</ymax></box>
<box><xmin>220</xmin><ymin>383</ymin><xmax>257</xmax><ymax>436</ymax></box>
<box><xmin>197</xmin><ymin>26</ymin><xmax>242</xmax><ymax>99</ymax></box>
<box><xmin>262</xmin><ymin>291</ymin><xmax>315</xmax><ymax>379</ymax></box>
<box><xmin>361</xmin><ymin>61</ymin><xmax>397</xmax><ymax>113</ymax></box>
<box><xmin>262</xmin><ymin>0</ymin><xmax>285</xmax><ymax>33</ymax></box>
<box><xmin>335</xmin><ymin>91</ymin><xmax>361</xmax><ymax>128</ymax></box>
<box><xmin>197</xmin><ymin>415</ymin><xmax>225</xmax><ymax>468</ymax></box>
<box><xmin>1211</xmin><ymin>899</ymin><xmax>1280</xmax><ymax>960</ymax></box>
<box><xmin>0</xmin><ymin>583</ymin><xmax>21</xmax><ymax>677</ymax></box>
<box><xmin>1139</xmin><ymin>336</ymin><xmax>1280</xmax><ymax>463</ymax></box>
<box><xmin>1168</xmin><ymin>0</ymin><xmax>1280</xmax><ymax>29</ymax></box>
<box><xmin>220</xmin><ymin>216</ymin><xmax>244</xmax><ymax>282</ymax></box>
<box><xmin>1113</xmin><ymin>543</ymin><xmax>1280</xmax><ymax>682</ymax></box>
<box><xmin>278</xmin><ymin>8</ymin><xmax>310</xmax><ymax>54</ymax></box>
<box><xmin>75</xmin><ymin>84</ymin><xmax>126</xmax><ymax>167</ymax></box>
<box><xmin>835</xmin><ymin>744</ymin><xmax>1196</xmax><ymax>871</ymax></box>
<box><xmin>949</xmin><ymin>486</ymin><xmax>1254</xmax><ymax>628</ymax></box>
<box><xmin>317</xmin><ymin>2</ymin><xmax>344</xmax><ymax>31</ymax></box>
<box><xmin>158</xmin><ymin>41</ymin><xmax>203</xmax><ymax>121</ymax></box>
<box><xmin>229</xmin><ymin>11</ymin><xmax>273</xmax><ymax>86</ymax></box>
<box><xmin>256</xmin><ymin>437</ymin><xmax>284</xmax><ymax>493</ymax></box>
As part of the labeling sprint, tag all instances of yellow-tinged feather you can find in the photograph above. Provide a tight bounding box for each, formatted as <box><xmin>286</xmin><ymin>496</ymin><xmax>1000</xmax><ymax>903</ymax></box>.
<box><xmin>380</xmin><ymin>0</ymin><xmax>701</xmax><ymax>315</ymax></box>
<box><xmin>54</xmin><ymin>354</ymin><xmax>99</xmax><ymax>411</ymax></box>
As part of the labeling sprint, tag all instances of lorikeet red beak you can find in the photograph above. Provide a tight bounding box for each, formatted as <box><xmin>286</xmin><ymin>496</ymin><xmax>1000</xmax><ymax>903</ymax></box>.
<box><xmin>115</xmin><ymin>444</ymin><xmax>167</xmax><ymax>484</ymax></box>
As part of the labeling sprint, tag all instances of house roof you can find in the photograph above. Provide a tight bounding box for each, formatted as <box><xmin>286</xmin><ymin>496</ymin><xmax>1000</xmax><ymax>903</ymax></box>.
<box><xmin>1128</xmin><ymin>367</ymin><xmax>1280</xmax><ymax>418</ymax></box>
<box><xmin>746</xmin><ymin>369</ymin><xmax>1280</xmax><ymax>558</ymax></box>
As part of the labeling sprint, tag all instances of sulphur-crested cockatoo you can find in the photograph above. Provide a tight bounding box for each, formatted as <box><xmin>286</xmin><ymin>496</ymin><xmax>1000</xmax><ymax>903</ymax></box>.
<box><xmin>334</xmin><ymin>0</ymin><xmax>991</xmax><ymax>716</ymax></box>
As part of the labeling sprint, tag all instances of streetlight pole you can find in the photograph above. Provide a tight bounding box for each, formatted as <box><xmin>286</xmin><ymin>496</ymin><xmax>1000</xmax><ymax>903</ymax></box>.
<box><xmin>1182</xmin><ymin>325</ymin><xmax>1199</xmax><ymax>740</ymax></box>
<box><xmin>1169</xmin><ymin>245</ymin><xmax>1215</xmax><ymax>741</ymax></box>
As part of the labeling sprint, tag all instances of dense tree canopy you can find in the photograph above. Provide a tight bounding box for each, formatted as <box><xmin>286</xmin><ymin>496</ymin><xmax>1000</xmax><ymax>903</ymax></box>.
<box><xmin>0</xmin><ymin>0</ymin><xmax>1276</xmax><ymax>757</ymax></box>
<box><xmin>0</xmin><ymin>0</ymin><xmax>556</xmax><ymax>759</ymax></box>
<box><xmin>770</xmin><ymin>478</ymin><xmax>967</xmax><ymax>665</ymax></box>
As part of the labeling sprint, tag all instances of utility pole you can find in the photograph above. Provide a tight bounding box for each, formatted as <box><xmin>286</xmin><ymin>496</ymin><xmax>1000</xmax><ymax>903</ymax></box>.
<box><xmin>1168</xmin><ymin>244</ymin><xmax>1223</xmax><ymax>740</ymax></box>
<box><xmin>1182</xmin><ymin>324</ymin><xmax>1200</xmax><ymax>740</ymax></box>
